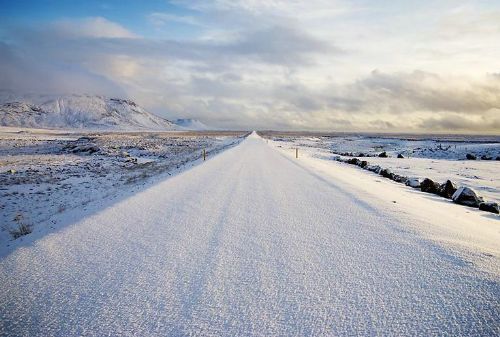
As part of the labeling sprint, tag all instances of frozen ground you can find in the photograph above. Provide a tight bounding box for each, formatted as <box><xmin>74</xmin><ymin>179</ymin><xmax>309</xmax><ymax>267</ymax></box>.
<box><xmin>261</xmin><ymin>132</ymin><xmax>500</xmax><ymax>204</ymax></box>
<box><xmin>0</xmin><ymin>132</ymin><xmax>499</xmax><ymax>336</ymax></box>
<box><xmin>0</xmin><ymin>127</ymin><xmax>247</xmax><ymax>246</ymax></box>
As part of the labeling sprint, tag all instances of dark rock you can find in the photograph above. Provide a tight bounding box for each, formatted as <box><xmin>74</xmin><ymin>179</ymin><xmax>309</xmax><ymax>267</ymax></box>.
<box><xmin>378</xmin><ymin>152</ymin><xmax>388</xmax><ymax>158</ymax></box>
<box><xmin>359</xmin><ymin>160</ymin><xmax>368</xmax><ymax>168</ymax></box>
<box><xmin>466</xmin><ymin>153</ymin><xmax>476</xmax><ymax>160</ymax></box>
<box><xmin>392</xmin><ymin>174</ymin><xmax>407</xmax><ymax>183</ymax></box>
<box><xmin>496</xmin><ymin>156</ymin><xmax>500</xmax><ymax>161</ymax></box>
<box><xmin>71</xmin><ymin>145</ymin><xmax>100</xmax><ymax>154</ymax></box>
<box><xmin>380</xmin><ymin>168</ymin><xmax>394</xmax><ymax>179</ymax></box>
<box><xmin>367</xmin><ymin>165</ymin><xmax>381</xmax><ymax>173</ymax></box>
<box><xmin>480</xmin><ymin>155</ymin><xmax>492</xmax><ymax>160</ymax></box>
<box><xmin>420</xmin><ymin>178</ymin><xmax>440</xmax><ymax>194</ymax></box>
<box><xmin>438</xmin><ymin>180</ymin><xmax>457</xmax><ymax>199</ymax></box>
<box><xmin>397</xmin><ymin>154</ymin><xmax>404</xmax><ymax>158</ymax></box>
<box><xmin>347</xmin><ymin>158</ymin><xmax>360</xmax><ymax>165</ymax></box>
<box><xmin>452</xmin><ymin>187</ymin><xmax>483</xmax><ymax>207</ymax></box>
<box><xmin>479</xmin><ymin>202</ymin><xmax>499</xmax><ymax>214</ymax></box>
<box><xmin>358</xmin><ymin>153</ymin><xmax>365</xmax><ymax>157</ymax></box>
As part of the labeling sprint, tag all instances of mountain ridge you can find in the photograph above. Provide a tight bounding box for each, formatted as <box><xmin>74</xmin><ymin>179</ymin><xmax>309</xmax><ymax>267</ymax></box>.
<box><xmin>0</xmin><ymin>93</ymin><xmax>179</xmax><ymax>131</ymax></box>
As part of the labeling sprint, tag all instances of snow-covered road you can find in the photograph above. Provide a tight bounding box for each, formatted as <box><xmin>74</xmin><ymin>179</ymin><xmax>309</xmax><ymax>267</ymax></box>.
<box><xmin>1</xmin><ymin>133</ymin><xmax>499</xmax><ymax>336</ymax></box>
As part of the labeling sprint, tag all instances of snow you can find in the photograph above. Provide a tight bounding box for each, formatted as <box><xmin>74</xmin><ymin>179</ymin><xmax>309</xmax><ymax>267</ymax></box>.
<box><xmin>0</xmin><ymin>93</ymin><xmax>179</xmax><ymax>131</ymax></box>
<box><xmin>0</xmin><ymin>128</ymin><xmax>247</xmax><ymax>248</ymax></box>
<box><xmin>406</xmin><ymin>177</ymin><xmax>421</xmax><ymax>188</ymax></box>
<box><xmin>298</xmin><ymin>134</ymin><xmax>500</xmax><ymax>160</ymax></box>
<box><xmin>265</xmin><ymin>133</ymin><xmax>500</xmax><ymax>204</ymax></box>
<box><xmin>0</xmin><ymin>132</ymin><xmax>499</xmax><ymax>335</ymax></box>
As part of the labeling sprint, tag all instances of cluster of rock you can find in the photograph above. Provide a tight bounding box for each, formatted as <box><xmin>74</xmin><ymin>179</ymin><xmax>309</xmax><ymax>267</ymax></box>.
<box><xmin>63</xmin><ymin>137</ymin><xmax>143</xmax><ymax>164</ymax></box>
<box><xmin>336</xmin><ymin>156</ymin><xmax>499</xmax><ymax>214</ymax></box>
<box><xmin>336</xmin><ymin>151</ymin><xmax>408</xmax><ymax>159</ymax></box>
<box><xmin>337</xmin><ymin>151</ymin><xmax>371</xmax><ymax>157</ymax></box>
<box><xmin>63</xmin><ymin>137</ymin><xmax>100</xmax><ymax>155</ymax></box>
<box><xmin>466</xmin><ymin>153</ymin><xmax>500</xmax><ymax>161</ymax></box>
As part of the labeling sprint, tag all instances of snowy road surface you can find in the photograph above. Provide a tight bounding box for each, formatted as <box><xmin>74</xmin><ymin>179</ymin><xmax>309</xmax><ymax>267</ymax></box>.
<box><xmin>1</xmin><ymin>133</ymin><xmax>499</xmax><ymax>336</ymax></box>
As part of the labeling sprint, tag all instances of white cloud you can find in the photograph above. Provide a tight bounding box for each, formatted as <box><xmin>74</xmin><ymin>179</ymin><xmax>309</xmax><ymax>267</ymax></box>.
<box><xmin>1</xmin><ymin>1</ymin><xmax>500</xmax><ymax>133</ymax></box>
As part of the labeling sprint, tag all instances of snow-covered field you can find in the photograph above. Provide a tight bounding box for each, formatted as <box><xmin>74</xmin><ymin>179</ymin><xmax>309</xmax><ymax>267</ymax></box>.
<box><xmin>0</xmin><ymin>132</ymin><xmax>499</xmax><ymax>336</ymax></box>
<box><xmin>261</xmin><ymin>132</ymin><xmax>500</xmax><ymax>204</ymax></box>
<box><xmin>0</xmin><ymin>127</ymin><xmax>247</xmax><ymax>248</ymax></box>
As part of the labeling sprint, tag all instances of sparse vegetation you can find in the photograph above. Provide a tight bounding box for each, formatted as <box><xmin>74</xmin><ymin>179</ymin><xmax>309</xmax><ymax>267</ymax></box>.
<box><xmin>9</xmin><ymin>213</ymin><xmax>32</xmax><ymax>239</ymax></box>
<box><xmin>0</xmin><ymin>130</ymin><xmax>247</xmax><ymax>245</ymax></box>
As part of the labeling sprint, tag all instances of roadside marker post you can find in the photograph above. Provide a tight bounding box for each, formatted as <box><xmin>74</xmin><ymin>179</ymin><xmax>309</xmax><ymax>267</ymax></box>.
<box><xmin>296</xmin><ymin>148</ymin><xmax>298</xmax><ymax>159</ymax></box>
<box><xmin>203</xmin><ymin>149</ymin><xmax>206</xmax><ymax>161</ymax></box>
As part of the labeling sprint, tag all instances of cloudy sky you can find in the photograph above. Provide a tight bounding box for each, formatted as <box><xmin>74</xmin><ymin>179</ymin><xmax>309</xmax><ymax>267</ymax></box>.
<box><xmin>1</xmin><ymin>0</ymin><xmax>499</xmax><ymax>133</ymax></box>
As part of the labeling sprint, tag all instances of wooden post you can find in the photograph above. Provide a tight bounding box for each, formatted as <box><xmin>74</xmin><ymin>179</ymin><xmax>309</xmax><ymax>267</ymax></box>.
<box><xmin>296</xmin><ymin>148</ymin><xmax>298</xmax><ymax>158</ymax></box>
<box><xmin>203</xmin><ymin>149</ymin><xmax>206</xmax><ymax>161</ymax></box>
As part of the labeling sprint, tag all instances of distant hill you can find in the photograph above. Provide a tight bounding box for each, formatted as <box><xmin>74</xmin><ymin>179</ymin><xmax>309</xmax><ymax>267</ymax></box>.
<box><xmin>0</xmin><ymin>93</ymin><xmax>179</xmax><ymax>131</ymax></box>
<box><xmin>174</xmin><ymin>118</ymin><xmax>214</xmax><ymax>131</ymax></box>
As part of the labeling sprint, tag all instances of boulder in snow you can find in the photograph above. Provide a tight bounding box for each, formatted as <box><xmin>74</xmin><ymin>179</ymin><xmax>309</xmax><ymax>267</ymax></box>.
<box><xmin>397</xmin><ymin>153</ymin><xmax>404</xmax><ymax>158</ymax></box>
<box><xmin>367</xmin><ymin>165</ymin><xmax>382</xmax><ymax>174</ymax></box>
<box><xmin>380</xmin><ymin>168</ymin><xmax>394</xmax><ymax>179</ymax></box>
<box><xmin>420</xmin><ymin>178</ymin><xmax>440</xmax><ymax>194</ymax></box>
<box><xmin>392</xmin><ymin>174</ymin><xmax>407</xmax><ymax>183</ymax></box>
<box><xmin>466</xmin><ymin>153</ymin><xmax>476</xmax><ymax>160</ymax></box>
<box><xmin>70</xmin><ymin>144</ymin><xmax>100</xmax><ymax>154</ymax></box>
<box><xmin>452</xmin><ymin>187</ymin><xmax>483</xmax><ymax>207</ymax></box>
<box><xmin>438</xmin><ymin>180</ymin><xmax>457</xmax><ymax>199</ymax></box>
<box><xmin>406</xmin><ymin>178</ymin><xmax>421</xmax><ymax>188</ymax></box>
<box><xmin>378</xmin><ymin>151</ymin><xmax>388</xmax><ymax>158</ymax></box>
<box><xmin>479</xmin><ymin>202</ymin><xmax>499</xmax><ymax>214</ymax></box>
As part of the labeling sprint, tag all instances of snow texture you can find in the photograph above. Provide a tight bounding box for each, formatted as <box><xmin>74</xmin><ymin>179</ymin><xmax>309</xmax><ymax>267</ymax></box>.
<box><xmin>0</xmin><ymin>132</ymin><xmax>499</xmax><ymax>336</ymax></box>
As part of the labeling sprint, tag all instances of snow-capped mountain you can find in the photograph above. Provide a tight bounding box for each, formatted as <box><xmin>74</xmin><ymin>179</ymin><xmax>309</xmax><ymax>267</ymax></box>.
<box><xmin>0</xmin><ymin>93</ymin><xmax>179</xmax><ymax>131</ymax></box>
<box><xmin>174</xmin><ymin>118</ymin><xmax>214</xmax><ymax>131</ymax></box>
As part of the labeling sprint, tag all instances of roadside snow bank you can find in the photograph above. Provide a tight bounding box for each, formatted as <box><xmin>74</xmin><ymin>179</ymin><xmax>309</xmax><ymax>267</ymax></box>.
<box><xmin>267</xmin><ymin>137</ymin><xmax>500</xmax><ymax>275</ymax></box>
